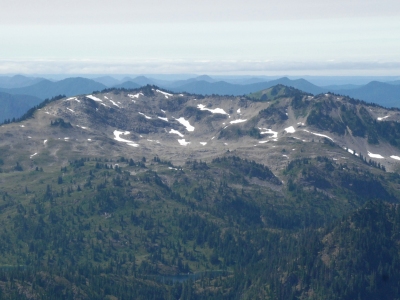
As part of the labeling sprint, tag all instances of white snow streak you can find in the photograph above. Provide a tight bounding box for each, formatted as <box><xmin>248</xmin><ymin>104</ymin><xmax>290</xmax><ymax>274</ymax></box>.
<box><xmin>43</xmin><ymin>140</ymin><xmax>47</xmax><ymax>144</ymax></box>
<box><xmin>65</xmin><ymin>97</ymin><xmax>80</xmax><ymax>102</ymax></box>
<box><xmin>197</xmin><ymin>104</ymin><xmax>228</xmax><ymax>115</ymax></box>
<box><xmin>128</xmin><ymin>93</ymin><xmax>144</xmax><ymax>99</ymax></box>
<box><xmin>368</xmin><ymin>151</ymin><xmax>384</xmax><ymax>159</ymax></box>
<box><xmin>156</xmin><ymin>90</ymin><xmax>173</xmax><ymax>98</ymax></box>
<box><xmin>169</xmin><ymin>129</ymin><xmax>184</xmax><ymax>137</ymax></box>
<box><xmin>109</xmin><ymin>99</ymin><xmax>120</xmax><ymax>108</ymax></box>
<box><xmin>158</xmin><ymin>116</ymin><xmax>168</xmax><ymax>122</ymax></box>
<box><xmin>175</xmin><ymin>117</ymin><xmax>195</xmax><ymax>131</ymax></box>
<box><xmin>67</xmin><ymin>108</ymin><xmax>75</xmax><ymax>113</ymax></box>
<box><xmin>200</xmin><ymin>142</ymin><xmax>207</xmax><ymax>146</ymax></box>
<box><xmin>139</xmin><ymin>112</ymin><xmax>152</xmax><ymax>119</ymax></box>
<box><xmin>113</xmin><ymin>130</ymin><xmax>139</xmax><ymax>147</ymax></box>
<box><xmin>86</xmin><ymin>95</ymin><xmax>103</xmax><ymax>102</ymax></box>
<box><xmin>30</xmin><ymin>153</ymin><xmax>37</xmax><ymax>159</ymax></box>
<box><xmin>230</xmin><ymin>119</ymin><xmax>247</xmax><ymax>124</ymax></box>
<box><xmin>178</xmin><ymin>139</ymin><xmax>190</xmax><ymax>146</ymax></box>
<box><xmin>377</xmin><ymin>116</ymin><xmax>389</xmax><ymax>121</ymax></box>
<box><xmin>390</xmin><ymin>155</ymin><xmax>400</xmax><ymax>160</ymax></box>
<box><xmin>259</xmin><ymin>128</ymin><xmax>278</xmax><ymax>138</ymax></box>
<box><xmin>237</xmin><ymin>108</ymin><xmax>241</xmax><ymax>113</ymax></box>
<box><xmin>303</xmin><ymin>130</ymin><xmax>334</xmax><ymax>141</ymax></box>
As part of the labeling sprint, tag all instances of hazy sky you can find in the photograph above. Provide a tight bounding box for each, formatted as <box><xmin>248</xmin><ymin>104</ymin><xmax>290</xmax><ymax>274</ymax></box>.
<box><xmin>1</xmin><ymin>0</ymin><xmax>400</xmax><ymax>75</ymax></box>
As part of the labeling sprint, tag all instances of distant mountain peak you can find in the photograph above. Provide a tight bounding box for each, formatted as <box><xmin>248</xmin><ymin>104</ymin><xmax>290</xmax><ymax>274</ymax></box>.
<box><xmin>195</xmin><ymin>75</ymin><xmax>215</xmax><ymax>82</ymax></box>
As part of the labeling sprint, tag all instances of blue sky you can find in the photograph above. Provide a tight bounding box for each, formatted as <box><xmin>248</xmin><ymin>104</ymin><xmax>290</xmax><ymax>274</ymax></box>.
<box><xmin>1</xmin><ymin>0</ymin><xmax>399</xmax><ymax>75</ymax></box>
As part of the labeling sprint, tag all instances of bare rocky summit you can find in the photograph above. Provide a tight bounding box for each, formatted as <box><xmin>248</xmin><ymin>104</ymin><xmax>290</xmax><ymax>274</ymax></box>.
<box><xmin>1</xmin><ymin>85</ymin><xmax>400</xmax><ymax>172</ymax></box>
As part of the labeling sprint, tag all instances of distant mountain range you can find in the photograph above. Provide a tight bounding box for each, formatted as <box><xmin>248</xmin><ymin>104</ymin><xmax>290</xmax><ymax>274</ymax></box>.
<box><xmin>1</xmin><ymin>74</ymin><xmax>399</xmax><ymax>123</ymax></box>
<box><xmin>0</xmin><ymin>75</ymin><xmax>46</xmax><ymax>89</ymax></box>
<box><xmin>0</xmin><ymin>77</ymin><xmax>106</xmax><ymax>100</ymax></box>
<box><xmin>0</xmin><ymin>92</ymin><xmax>42</xmax><ymax>122</ymax></box>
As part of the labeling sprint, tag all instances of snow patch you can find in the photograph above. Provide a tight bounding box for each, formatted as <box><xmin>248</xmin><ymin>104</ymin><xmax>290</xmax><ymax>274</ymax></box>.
<box><xmin>30</xmin><ymin>153</ymin><xmax>37</xmax><ymax>159</ymax></box>
<box><xmin>128</xmin><ymin>93</ymin><xmax>144</xmax><ymax>99</ymax></box>
<box><xmin>377</xmin><ymin>116</ymin><xmax>389</xmax><ymax>121</ymax></box>
<box><xmin>88</xmin><ymin>139</ymin><xmax>92</xmax><ymax>141</ymax></box>
<box><xmin>237</xmin><ymin>108</ymin><xmax>241</xmax><ymax>113</ymax></box>
<box><xmin>113</xmin><ymin>130</ymin><xmax>139</xmax><ymax>147</ymax></box>
<box><xmin>259</xmin><ymin>128</ymin><xmax>278</xmax><ymax>138</ymax></box>
<box><xmin>139</xmin><ymin>112</ymin><xmax>152</xmax><ymax>119</ymax></box>
<box><xmin>65</xmin><ymin>97</ymin><xmax>80</xmax><ymax>103</ymax></box>
<box><xmin>156</xmin><ymin>89</ymin><xmax>173</xmax><ymax>98</ymax></box>
<box><xmin>86</xmin><ymin>95</ymin><xmax>103</xmax><ymax>102</ymax></box>
<box><xmin>284</xmin><ymin>126</ymin><xmax>295</xmax><ymax>133</ymax></box>
<box><xmin>67</xmin><ymin>108</ymin><xmax>75</xmax><ymax>113</ymax></box>
<box><xmin>178</xmin><ymin>139</ymin><xmax>190</xmax><ymax>146</ymax></box>
<box><xmin>200</xmin><ymin>142</ymin><xmax>207</xmax><ymax>146</ymax></box>
<box><xmin>258</xmin><ymin>141</ymin><xmax>268</xmax><ymax>144</ymax></box>
<box><xmin>169</xmin><ymin>129</ymin><xmax>184</xmax><ymax>137</ymax></box>
<box><xmin>197</xmin><ymin>104</ymin><xmax>228</xmax><ymax>115</ymax></box>
<box><xmin>303</xmin><ymin>130</ymin><xmax>334</xmax><ymax>141</ymax></box>
<box><xmin>390</xmin><ymin>155</ymin><xmax>400</xmax><ymax>161</ymax></box>
<box><xmin>230</xmin><ymin>119</ymin><xmax>247</xmax><ymax>124</ymax></box>
<box><xmin>109</xmin><ymin>99</ymin><xmax>120</xmax><ymax>108</ymax></box>
<box><xmin>20</xmin><ymin>125</ymin><xmax>25</xmax><ymax>128</ymax></box>
<box><xmin>158</xmin><ymin>116</ymin><xmax>168</xmax><ymax>122</ymax></box>
<box><xmin>175</xmin><ymin>117</ymin><xmax>195</xmax><ymax>131</ymax></box>
<box><xmin>43</xmin><ymin>140</ymin><xmax>47</xmax><ymax>144</ymax></box>
<box><xmin>368</xmin><ymin>151</ymin><xmax>384</xmax><ymax>159</ymax></box>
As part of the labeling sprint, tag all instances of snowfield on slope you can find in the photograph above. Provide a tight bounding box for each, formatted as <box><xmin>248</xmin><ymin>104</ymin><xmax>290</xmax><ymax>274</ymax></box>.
<box><xmin>197</xmin><ymin>104</ymin><xmax>228</xmax><ymax>115</ymax></box>
<box><xmin>175</xmin><ymin>117</ymin><xmax>195</xmax><ymax>131</ymax></box>
<box><xmin>113</xmin><ymin>130</ymin><xmax>139</xmax><ymax>147</ymax></box>
<box><xmin>169</xmin><ymin>129</ymin><xmax>184</xmax><ymax>137</ymax></box>
<box><xmin>368</xmin><ymin>151</ymin><xmax>384</xmax><ymax>159</ymax></box>
<box><xmin>86</xmin><ymin>95</ymin><xmax>103</xmax><ymax>102</ymax></box>
<box><xmin>230</xmin><ymin>119</ymin><xmax>247</xmax><ymax>124</ymax></box>
<box><xmin>178</xmin><ymin>139</ymin><xmax>190</xmax><ymax>146</ymax></box>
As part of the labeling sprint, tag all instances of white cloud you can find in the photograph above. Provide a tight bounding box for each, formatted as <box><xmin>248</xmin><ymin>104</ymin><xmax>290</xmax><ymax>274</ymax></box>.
<box><xmin>0</xmin><ymin>0</ymin><xmax>399</xmax><ymax>25</ymax></box>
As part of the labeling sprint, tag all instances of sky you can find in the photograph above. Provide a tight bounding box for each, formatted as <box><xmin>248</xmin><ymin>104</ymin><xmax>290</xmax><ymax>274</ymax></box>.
<box><xmin>1</xmin><ymin>0</ymin><xmax>400</xmax><ymax>75</ymax></box>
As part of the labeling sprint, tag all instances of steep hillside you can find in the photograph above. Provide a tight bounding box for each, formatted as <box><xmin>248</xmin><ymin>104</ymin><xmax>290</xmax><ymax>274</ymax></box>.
<box><xmin>1</xmin><ymin>85</ymin><xmax>400</xmax><ymax>299</ymax></box>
